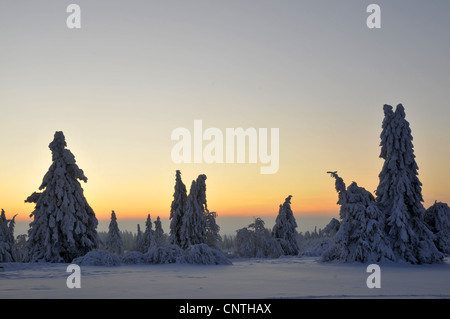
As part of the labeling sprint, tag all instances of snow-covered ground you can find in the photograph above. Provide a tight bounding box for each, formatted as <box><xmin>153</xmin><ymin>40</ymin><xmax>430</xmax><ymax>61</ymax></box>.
<box><xmin>1</xmin><ymin>256</ymin><xmax>449</xmax><ymax>299</ymax></box>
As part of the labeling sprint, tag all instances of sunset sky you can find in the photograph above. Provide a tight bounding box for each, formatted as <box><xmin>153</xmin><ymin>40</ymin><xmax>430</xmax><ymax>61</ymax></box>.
<box><xmin>1</xmin><ymin>1</ymin><xmax>450</xmax><ymax>223</ymax></box>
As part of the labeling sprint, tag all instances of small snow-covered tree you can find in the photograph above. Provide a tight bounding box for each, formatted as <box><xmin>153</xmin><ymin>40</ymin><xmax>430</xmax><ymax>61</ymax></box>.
<box><xmin>204</xmin><ymin>211</ymin><xmax>222</xmax><ymax>249</ymax></box>
<box><xmin>235</xmin><ymin>217</ymin><xmax>283</xmax><ymax>258</ymax></box>
<box><xmin>154</xmin><ymin>216</ymin><xmax>166</xmax><ymax>247</ymax></box>
<box><xmin>272</xmin><ymin>195</ymin><xmax>299</xmax><ymax>255</ymax></box>
<box><xmin>169</xmin><ymin>170</ymin><xmax>187</xmax><ymax>246</ymax></box>
<box><xmin>376</xmin><ymin>104</ymin><xmax>443</xmax><ymax>264</ymax></box>
<box><xmin>322</xmin><ymin>172</ymin><xmax>394</xmax><ymax>263</ymax></box>
<box><xmin>235</xmin><ymin>227</ymin><xmax>254</xmax><ymax>257</ymax></box>
<box><xmin>25</xmin><ymin>131</ymin><xmax>99</xmax><ymax>262</ymax></box>
<box><xmin>136</xmin><ymin>224</ymin><xmax>143</xmax><ymax>252</ymax></box>
<box><xmin>15</xmin><ymin>234</ymin><xmax>27</xmax><ymax>262</ymax></box>
<box><xmin>425</xmin><ymin>201</ymin><xmax>450</xmax><ymax>255</ymax></box>
<box><xmin>141</xmin><ymin>214</ymin><xmax>155</xmax><ymax>252</ymax></box>
<box><xmin>105</xmin><ymin>211</ymin><xmax>124</xmax><ymax>255</ymax></box>
<box><xmin>0</xmin><ymin>209</ymin><xmax>17</xmax><ymax>262</ymax></box>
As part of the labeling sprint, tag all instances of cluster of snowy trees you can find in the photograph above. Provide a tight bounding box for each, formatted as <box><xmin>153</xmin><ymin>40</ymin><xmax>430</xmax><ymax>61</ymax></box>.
<box><xmin>169</xmin><ymin>171</ymin><xmax>221</xmax><ymax>250</ymax></box>
<box><xmin>74</xmin><ymin>170</ymin><xmax>231</xmax><ymax>265</ymax></box>
<box><xmin>235</xmin><ymin>195</ymin><xmax>300</xmax><ymax>258</ymax></box>
<box><xmin>3</xmin><ymin>132</ymin><xmax>229</xmax><ymax>265</ymax></box>
<box><xmin>322</xmin><ymin>104</ymin><xmax>450</xmax><ymax>264</ymax></box>
<box><xmin>74</xmin><ymin>208</ymin><xmax>230</xmax><ymax>266</ymax></box>
<box><xmin>98</xmin><ymin>212</ymin><xmax>168</xmax><ymax>255</ymax></box>
<box><xmin>161</xmin><ymin>170</ymin><xmax>227</xmax><ymax>263</ymax></box>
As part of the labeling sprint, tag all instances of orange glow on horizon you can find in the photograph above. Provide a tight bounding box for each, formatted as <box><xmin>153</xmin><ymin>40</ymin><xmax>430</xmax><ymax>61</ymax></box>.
<box><xmin>10</xmin><ymin>199</ymin><xmax>340</xmax><ymax>222</ymax></box>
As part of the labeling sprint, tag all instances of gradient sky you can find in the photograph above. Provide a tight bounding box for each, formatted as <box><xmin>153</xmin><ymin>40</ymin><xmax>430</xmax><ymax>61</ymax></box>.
<box><xmin>1</xmin><ymin>1</ymin><xmax>450</xmax><ymax>222</ymax></box>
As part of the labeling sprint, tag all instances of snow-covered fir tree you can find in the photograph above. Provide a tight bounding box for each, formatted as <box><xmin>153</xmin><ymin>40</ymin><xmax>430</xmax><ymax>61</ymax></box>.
<box><xmin>154</xmin><ymin>216</ymin><xmax>166</xmax><ymax>247</ymax></box>
<box><xmin>105</xmin><ymin>211</ymin><xmax>124</xmax><ymax>255</ymax></box>
<box><xmin>25</xmin><ymin>131</ymin><xmax>99</xmax><ymax>262</ymax></box>
<box><xmin>272</xmin><ymin>195</ymin><xmax>299</xmax><ymax>255</ymax></box>
<box><xmin>425</xmin><ymin>201</ymin><xmax>450</xmax><ymax>255</ymax></box>
<box><xmin>322</xmin><ymin>172</ymin><xmax>394</xmax><ymax>263</ymax></box>
<box><xmin>204</xmin><ymin>211</ymin><xmax>222</xmax><ymax>249</ymax></box>
<box><xmin>169</xmin><ymin>170</ymin><xmax>187</xmax><ymax>246</ymax></box>
<box><xmin>140</xmin><ymin>214</ymin><xmax>155</xmax><ymax>252</ymax></box>
<box><xmin>376</xmin><ymin>104</ymin><xmax>443</xmax><ymax>264</ymax></box>
<box><xmin>179</xmin><ymin>175</ymin><xmax>207</xmax><ymax>249</ymax></box>
<box><xmin>0</xmin><ymin>209</ymin><xmax>17</xmax><ymax>262</ymax></box>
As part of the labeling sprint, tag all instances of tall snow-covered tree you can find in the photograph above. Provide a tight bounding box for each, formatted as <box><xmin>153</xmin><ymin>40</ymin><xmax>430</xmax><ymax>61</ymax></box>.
<box><xmin>105</xmin><ymin>211</ymin><xmax>124</xmax><ymax>255</ymax></box>
<box><xmin>376</xmin><ymin>104</ymin><xmax>443</xmax><ymax>264</ymax></box>
<box><xmin>25</xmin><ymin>131</ymin><xmax>99</xmax><ymax>262</ymax></box>
<box><xmin>272</xmin><ymin>195</ymin><xmax>299</xmax><ymax>255</ymax></box>
<box><xmin>0</xmin><ymin>209</ymin><xmax>17</xmax><ymax>262</ymax></box>
<box><xmin>323</xmin><ymin>172</ymin><xmax>394</xmax><ymax>263</ymax></box>
<box><xmin>179</xmin><ymin>175</ymin><xmax>208</xmax><ymax>249</ymax></box>
<box><xmin>425</xmin><ymin>201</ymin><xmax>450</xmax><ymax>255</ymax></box>
<box><xmin>169</xmin><ymin>170</ymin><xmax>187</xmax><ymax>246</ymax></box>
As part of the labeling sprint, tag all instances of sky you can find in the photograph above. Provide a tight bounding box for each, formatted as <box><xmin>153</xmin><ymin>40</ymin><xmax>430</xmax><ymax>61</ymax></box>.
<box><xmin>1</xmin><ymin>0</ymin><xmax>450</xmax><ymax>223</ymax></box>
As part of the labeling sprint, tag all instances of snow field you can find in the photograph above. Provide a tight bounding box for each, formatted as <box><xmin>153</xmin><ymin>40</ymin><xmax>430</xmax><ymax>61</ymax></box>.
<box><xmin>1</xmin><ymin>256</ymin><xmax>449</xmax><ymax>299</ymax></box>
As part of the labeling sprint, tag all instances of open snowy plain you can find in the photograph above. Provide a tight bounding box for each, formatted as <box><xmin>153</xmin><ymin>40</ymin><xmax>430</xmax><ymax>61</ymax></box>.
<box><xmin>1</xmin><ymin>256</ymin><xmax>449</xmax><ymax>299</ymax></box>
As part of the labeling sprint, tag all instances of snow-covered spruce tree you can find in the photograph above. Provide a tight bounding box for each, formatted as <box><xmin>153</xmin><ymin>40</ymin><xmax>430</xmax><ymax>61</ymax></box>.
<box><xmin>376</xmin><ymin>104</ymin><xmax>443</xmax><ymax>263</ymax></box>
<box><xmin>204</xmin><ymin>211</ymin><xmax>222</xmax><ymax>249</ymax></box>
<box><xmin>179</xmin><ymin>175</ymin><xmax>207</xmax><ymax>249</ymax></box>
<box><xmin>136</xmin><ymin>224</ymin><xmax>143</xmax><ymax>252</ymax></box>
<box><xmin>25</xmin><ymin>131</ymin><xmax>99</xmax><ymax>263</ymax></box>
<box><xmin>169</xmin><ymin>170</ymin><xmax>187</xmax><ymax>246</ymax></box>
<box><xmin>272</xmin><ymin>195</ymin><xmax>299</xmax><ymax>255</ymax></box>
<box><xmin>191</xmin><ymin>174</ymin><xmax>208</xmax><ymax>246</ymax></box>
<box><xmin>322</xmin><ymin>172</ymin><xmax>394</xmax><ymax>263</ymax></box>
<box><xmin>105</xmin><ymin>211</ymin><xmax>124</xmax><ymax>255</ymax></box>
<box><xmin>178</xmin><ymin>180</ymin><xmax>196</xmax><ymax>249</ymax></box>
<box><xmin>141</xmin><ymin>214</ymin><xmax>155</xmax><ymax>252</ymax></box>
<box><xmin>7</xmin><ymin>213</ymin><xmax>17</xmax><ymax>261</ymax></box>
<box><xmin>154</xmin><ymin>216</ymin><xmax>166</xmax><ymax>247</ymax></box>
<box><xmin>0</xmin><ymin>209</ymin><xmax>17</xmax><ymax>262</ymax></box>
<box><xmin>425</xmin><ymin>201</ymin><xmax>450</xmax><ymax>255</ymax></box>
